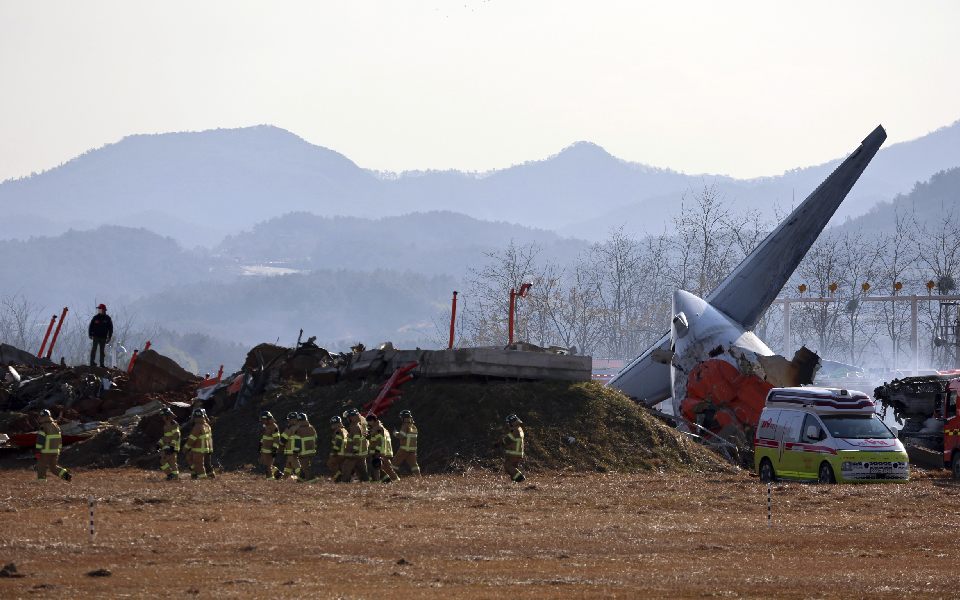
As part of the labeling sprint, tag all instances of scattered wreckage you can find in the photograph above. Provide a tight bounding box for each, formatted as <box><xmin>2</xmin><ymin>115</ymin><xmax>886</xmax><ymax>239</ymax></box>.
<box><xmin>2</xmin><ymin>336</ymin><xmax>589</xmax><ymax>467</ymax></box>
<box><xmin>874</xmin><ymin>373</ymin><xmax>960</xmax><ymax>476</ymax></box>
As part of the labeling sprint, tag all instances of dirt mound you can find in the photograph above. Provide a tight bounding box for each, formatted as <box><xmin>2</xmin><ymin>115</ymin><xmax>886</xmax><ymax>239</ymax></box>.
<box><xmin>128</xmin><ymin>349</ymin><xmax>199</xmax><ymax>393</ymax></box>
<box><xmin>60</xmin><ymin>413</ymin><xmax>162</xmax><ymax>469</ymax></box>
<box><xmin>210</xmin><ymin>380</ymin><xmax>732</xmax><ymax>475</ymax></box>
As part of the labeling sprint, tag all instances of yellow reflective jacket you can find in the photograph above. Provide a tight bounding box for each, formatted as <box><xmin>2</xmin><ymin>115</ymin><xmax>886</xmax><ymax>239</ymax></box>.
<box><xmin>298</xmin><ymin>423</ymin><xmax>317</xmax><ymax>456</ymax></box>
<box><xmin>368</xmin><ymin>425</ymin><xmax>393</xmax><ymax>457</ymax></box>
<box><xmin>346</xmin><ymin>422</ymin><xmax>366</xmax><ymax>457</ymax></box>
<box><xmin>36</xmin><ymin>422</ymin><xmax>62</xmax><ymax>454</ymax></box>
<box><xmin>396</xmin><ymin>422</ymin><xmax>418</xmax><ymax>452</ymax></box>
<box><xmin>330</xmin><ymin>427</ymin><xmax>348</xmax><ymax>457</ymax></box>
<box><xmin>260</xmin><ymin>420</ymin><xmax>280</xmax><ymax>454</ymax></box>
<box><xmin>162</xmin><ymin>419</ymin><xmax>181</xmax><ymax>452</ymax></box>
<box><xmin>186</xmin><ymin>420</ymin><xmax>213</xmax><ymax>454</ymax></box>
<box><xmin>280</xmin><ymin>424</ymin><xmax>300</xmax><ymax>455</ymax></box>
<box><xmin>505</xmin><ymin>426</ymin><xmax>524</xmax><ymax>458</ymax></box>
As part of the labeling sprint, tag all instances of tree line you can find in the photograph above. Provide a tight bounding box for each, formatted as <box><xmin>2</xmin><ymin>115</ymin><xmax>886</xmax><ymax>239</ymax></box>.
<box><xmin>451</xmin><ymin>185</ymin><xmax>960</xmax><ymax>372</ymax></box>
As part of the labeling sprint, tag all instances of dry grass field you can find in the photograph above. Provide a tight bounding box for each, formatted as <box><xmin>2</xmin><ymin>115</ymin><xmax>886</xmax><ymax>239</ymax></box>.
<box><xmin>0</xmin><ymin>468</ymin><xmax>957</xmax><ymax>599</ymax></box>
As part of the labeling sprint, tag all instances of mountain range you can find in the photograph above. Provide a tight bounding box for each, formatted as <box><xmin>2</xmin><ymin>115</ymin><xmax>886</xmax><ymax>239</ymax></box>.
<box><xmin>4</xmin><ymin>120</ymin><xmax>960</xmax><ymax>245</ymax></box>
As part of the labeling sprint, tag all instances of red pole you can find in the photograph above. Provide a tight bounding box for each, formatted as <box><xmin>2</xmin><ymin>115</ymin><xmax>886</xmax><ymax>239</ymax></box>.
<box><xmin>46</xmin><ymin>307</ymin><xmax>68</xmax><ymax>360</ymax></box>
<box><xmin>126</xmin><ymin>349</ymin><xmax>139</xmax><ymax>373</ymax></box>
<box><xmin>216</xmin><ymin>365</ymin><xmax>223</xmax><ymax>382</ymax></box>
<box><xmin>508</xmin><ymin>288</ymin><xmax>516</xmax><ymax>346</ymax></box>
<box><xmin>143</xmin><ymin>340</ymin><xmax>152</xmax><ymax>352</ymax></box>
<box><xmin>448</xmin><ymin>291</ymin><xmax>458</xmax><ymax>349</ymax></box>
<box><xmin>37</xmin><ymin>315</ymin><xmax>57</xmax><ymax>358</ymax></box>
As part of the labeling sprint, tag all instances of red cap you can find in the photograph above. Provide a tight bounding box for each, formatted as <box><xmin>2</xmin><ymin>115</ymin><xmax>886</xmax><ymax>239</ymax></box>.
<box><xmin>97</xmin><ymin>303</ymin><xmax>107</xmax><ymax>311</ymax></box>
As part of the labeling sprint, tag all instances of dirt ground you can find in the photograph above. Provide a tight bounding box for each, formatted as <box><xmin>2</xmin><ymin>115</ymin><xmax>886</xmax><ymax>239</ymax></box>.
<box><xmin>0</xmin><ymin>468</ymin><xmax>957</xmax><ymax>599</ymax></box>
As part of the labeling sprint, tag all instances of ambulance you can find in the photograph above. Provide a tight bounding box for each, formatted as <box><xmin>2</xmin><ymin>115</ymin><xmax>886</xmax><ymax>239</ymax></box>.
<box><xmin>753</xmin><ymin>387</ymin><xmax>909</xmax><ymax>484</ymax></box>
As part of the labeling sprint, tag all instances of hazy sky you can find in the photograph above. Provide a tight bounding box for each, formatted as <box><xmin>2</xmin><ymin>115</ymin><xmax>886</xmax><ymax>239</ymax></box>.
<box><xmin>1</xmin><ymin>1</ymin><xmax>958</xmax><ymax>182</ymax></box>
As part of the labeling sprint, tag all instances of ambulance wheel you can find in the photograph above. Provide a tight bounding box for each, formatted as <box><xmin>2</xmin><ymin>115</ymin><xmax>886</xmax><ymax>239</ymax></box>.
<box><xmin>817</xmin><ymin>462</ymin><xmax>836</xmax><ymax>484</ymax></box>
<box><xmin>758</xmin><ymin>458</ymin><xmax>776</xmax><ymax>483</ymax></box>
<box><xmin>951</xmin><ymin>453</ymin><xmax>960</xmax><ymax>480</ymax></box>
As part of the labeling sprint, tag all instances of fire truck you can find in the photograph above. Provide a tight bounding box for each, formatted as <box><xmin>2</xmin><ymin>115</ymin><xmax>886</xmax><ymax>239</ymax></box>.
<box><xmin>873</xmin><ymin>373</ymin><xmax>960</xmax><ymax>478</ymax></box>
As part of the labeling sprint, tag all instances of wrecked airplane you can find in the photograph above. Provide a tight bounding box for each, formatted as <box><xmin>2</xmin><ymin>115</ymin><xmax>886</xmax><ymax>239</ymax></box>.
<box><xmin>611</xmin><ymin>125</ymin><xmax>887</xmax><ymax>444</ymax></box>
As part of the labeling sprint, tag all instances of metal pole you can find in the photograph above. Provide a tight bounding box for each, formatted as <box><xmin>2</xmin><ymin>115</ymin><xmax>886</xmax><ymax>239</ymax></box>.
<box><xmin>126</xmin><ymin>349</ymin><xmax>139</xmax><ymax>374</ymax></box>
<box><xmin>448</xmin><ymin>291</ymin><xmax>458</xmax><ymax>350</ymax></box>
<box><xmin>911</xmin><ymin>295</ymin><xmax>918</xmax><ymax>376</ymax></box>
<box><xmin>88</xmin><ymin>496</ymin><xmax>96</xmax><ymax>542</ymax></box>
<box><xmin>782</xmin><ymin>300</ymin><xmax>791</xmax><ymax>356</ymax></box>
<box><xmin>45</xmin><ymin>307</ymin><xmax>68</xmax><ymax>360</ymax></box>
<box><xmin>37</xmin><ymin>315</ymin><xmax>56</xmax><ymax>358</ymax></box>
<box><xmin>508</xmin><ymin>288</ymin><xmax>516</xmax><ymax>346</ymax></box>
<box><xmin>767</xmin><ymin>483</ymin><xmax>772</xmax><ymax>528</ymax></box>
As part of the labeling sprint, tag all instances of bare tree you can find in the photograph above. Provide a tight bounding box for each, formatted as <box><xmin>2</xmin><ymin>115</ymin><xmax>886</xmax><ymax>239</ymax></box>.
<box><xmin>874</xmin><ymin>212</ymin><xmax>918</xmax><ymax>370</ymax></box>
<box><xmin>793</xmin><ymin>233</ymin><xmax>845</xmax><ymax>358</ymax></box>
<box><xmin>913</xmin><ymin>212</ymin><xmax>960</xmax><ymax>366</ymax></box>
<box><xmin>836</xmin><ymin>230</ymin><xmax>883</xmax><ymax>364</ymax></box>
<box><xmin>461</xmin><ymin>241</ymin><xmax>543</xmax><ymax>347</ymax></box>
<box><xmin>0</xmin><ymin>294</ymin><xmax>47</xmax><ymax>352</ymax></box>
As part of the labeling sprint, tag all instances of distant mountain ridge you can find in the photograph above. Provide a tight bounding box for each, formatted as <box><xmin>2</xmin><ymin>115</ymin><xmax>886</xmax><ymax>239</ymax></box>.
<box><xmin>215</xmin><ymin>210</ymin><xmax>588</xmax><ymax>276</ymax></box>
<box><xmin>3</xmin><ymin>120</ymin><xmax>960</xmax><ymax>244</ymax></box>
<box><xmin>834</xmin><ymin>166</ymin><xmax>960</xmax><ymax>234</ymax></box>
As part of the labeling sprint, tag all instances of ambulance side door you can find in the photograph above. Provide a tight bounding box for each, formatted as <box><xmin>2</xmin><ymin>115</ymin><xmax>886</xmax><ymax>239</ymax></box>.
<box><xmin>756</xmin><ymin>408</ymin><xmax>781</xmax><ymax>469</ymax></box>
<box><xmin>776</xmin><ymin>410</ymin><xmax>806</xmax><ymax>479</ymax></box>
<box><xmin>797</xmin><ymin>414</ymin><xmax>827</xmax><ymax>479</ymax></box>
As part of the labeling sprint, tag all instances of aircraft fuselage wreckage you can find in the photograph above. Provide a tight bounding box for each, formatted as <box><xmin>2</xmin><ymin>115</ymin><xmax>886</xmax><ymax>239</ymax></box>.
<box><xmin>610</xmin><ymin>125</ymin><xmax>887</xmax><ymax>443</ymax></box>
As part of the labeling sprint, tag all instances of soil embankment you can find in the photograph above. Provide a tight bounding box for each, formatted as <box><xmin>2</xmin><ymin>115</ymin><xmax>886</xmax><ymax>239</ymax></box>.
<box><xmin>212</xmin><ymin>379</ymin><xmax>730</xmax><ymax>474</ymax></box>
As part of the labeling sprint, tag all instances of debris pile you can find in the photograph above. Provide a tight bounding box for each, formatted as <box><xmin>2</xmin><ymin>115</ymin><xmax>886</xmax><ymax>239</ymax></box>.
<box><xmin>0</xmin><ymin>343</ymin><xmax>197</xmax><ymax>465</ymax></box>
<box><xmin>3</xmin><ymin>336</ymin><xmax>726</xmax><ymax>475</ymax></box>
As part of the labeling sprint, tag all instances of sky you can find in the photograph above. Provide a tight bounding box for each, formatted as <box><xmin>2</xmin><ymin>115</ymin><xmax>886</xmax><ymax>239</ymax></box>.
<box><xmin>1</xmin><ymin>0</ymin><xmax>959</xmax><ymax>182</ymax></box>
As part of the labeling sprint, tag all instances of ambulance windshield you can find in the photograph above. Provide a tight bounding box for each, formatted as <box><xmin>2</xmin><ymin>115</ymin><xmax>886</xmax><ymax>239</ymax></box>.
<box><xmin>820</xmin><ymin>415</ymin><xmax>894</xmax><ymax>439</ymax></box>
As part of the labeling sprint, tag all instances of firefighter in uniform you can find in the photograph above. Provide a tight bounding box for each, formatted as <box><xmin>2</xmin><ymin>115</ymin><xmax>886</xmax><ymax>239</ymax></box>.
<box><xmin>367</xmin><ymin>413</ymin><xmax>399</xmax><ymax>483</ymax></box>
<box><xmin>258</xmin><ymin>411</ymin><xmax>280</xmax><ymax>479</ymax></box>
<box><xmin>201</xmin><ymin>409</ymin><xmax>217</xmax><ymax>478</ymax></box>
<box><xmin>339</xmin><ymin>409</ymin><xmax>369</xmax><ymax>482</ymax></box>
<box><xmin>328</xmin><ymin>416</ymin><xmax>349</xmax><ymax>482</ymax></box>
<box><xmin>277</xmin><ymin>412</ymin><xmax>302</xmax><ymax>479</ymax></box>
<box><xmin>182</xmin><ymin>408</ymin><xmax>213</xmax><ymax>479</ymax></box>
<box><xmin>158</xmin><ymin>406</ymin><xmax>180</xmax><ymax>480</ymax></box>
<box><xmin>34</xmin><ymin>410</ymin><xmax>72</xmax><ymax>482</ymax></box>
<box><xmin>392</xmin><ymin>409</ymin><xmax>421</xmax><ymax>476</ymax></box>
<box><xmin>297</xmin><ymin>413</ymin><xmax>318</xmax><ymax>482</ymax></box>
<box><xmin>503</xmin><ymin>414</ymin><xmax>526</xmax><ymax>482</ymax></box>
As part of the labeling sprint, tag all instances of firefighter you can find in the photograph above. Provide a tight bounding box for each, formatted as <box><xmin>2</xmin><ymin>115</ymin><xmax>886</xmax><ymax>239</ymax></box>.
<box><xmin>503</xmin><ymin>414</ymin><xmax>526</xmax><ymax>482</ymax></box>
<box><xmin>277</xmin><ymin>412</ymin><xmax>302</xmax><ymax>479</ymax></box>
<box><xmin>34</xmin><ymin>410</ymin><xmax>72</xmax><ymax>482</ymax></box>
<box><xmin>201</xmin><ymin>410</ymin><xmax>217</xmax><ymax>479</ymax></box>
<box><xmin>392</xmin><ymin>409</ymin><xmax>420</xmax><ymax>476</ymax></box>
<box><xmin>182</xmin><ymin>408</ymin><xmax>213</xmax><ymax>479</ymax></box>
<box><xmin>297</xmin><ymin>413</ymin><xmax>318</xmax><ymax>482</ymax></box>
<box><xmin>339</xmin><ymin>409</ymin><xmax>369</xmax><ymax>482</ymax></box>
<box><xmin>158</xmin><ymin>406</ymin><xmax>180</xmax><ymax>480</ymax></box>
<box><xmin>258</xmin><ymin>411</ymin><xmax>280</xmax><ymax>479</ymax></box>
<box><xmin>328</xmin><ymin>416</ymin><xmax>349</xmax><ymax>482</ymax></box>
<box><xmin>367</xmin><ymin>413</ymin><xmax>399</xmax><ymax>483</ymax></box>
